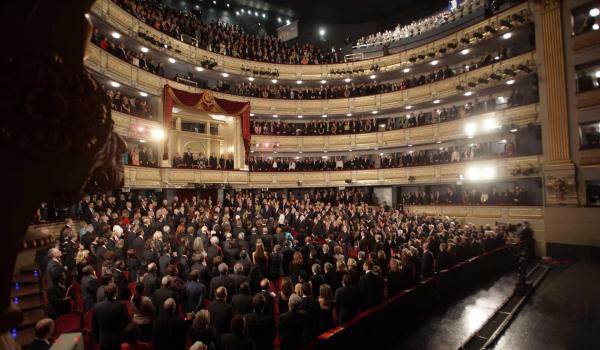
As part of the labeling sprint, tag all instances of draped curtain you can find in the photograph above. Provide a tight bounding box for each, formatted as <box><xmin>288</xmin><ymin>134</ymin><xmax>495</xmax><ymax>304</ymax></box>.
<box><xmin>162</xmin><ymin>85</ymin><xmax>251</xmax><ymax>163</ymax></box>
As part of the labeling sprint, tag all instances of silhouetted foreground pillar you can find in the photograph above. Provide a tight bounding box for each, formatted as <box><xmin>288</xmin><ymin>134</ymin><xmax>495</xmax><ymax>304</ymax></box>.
<box><xmin>0</xmin><ymin>0</ymin><xmax>124</xmax><ymax>347</ymax></box>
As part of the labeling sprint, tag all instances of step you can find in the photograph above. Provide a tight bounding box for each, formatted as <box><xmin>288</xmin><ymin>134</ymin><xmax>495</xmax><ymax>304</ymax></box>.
<box><xmin>18</xmin><ymin>308</ymin><xmax>46</xmax><ymax>329</ymax></box>
<box><xmin>14</xmin><ymin>296</ymin><xmax>44</xmax><ymax>312</ymax></box>
<box><xmin>13</xmin><ymin>274</ymin><xmax>39</xmax><ymax>285</ymax></box>
<box><xmin>11</xmin><ymin>284</ymin><xmax>40</xmax><ymax>299</ymax></box>
<box><xmin>20</xmin><ymin>265</ymin><xmax>39</xmax><ymax>275</ymax></box>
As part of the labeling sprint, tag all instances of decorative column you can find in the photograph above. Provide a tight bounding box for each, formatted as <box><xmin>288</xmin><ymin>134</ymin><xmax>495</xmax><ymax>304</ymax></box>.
<box><xmin>535</xmin><ymin>0</ymin><xmax>578</xmax><ymax>205</ymax></box>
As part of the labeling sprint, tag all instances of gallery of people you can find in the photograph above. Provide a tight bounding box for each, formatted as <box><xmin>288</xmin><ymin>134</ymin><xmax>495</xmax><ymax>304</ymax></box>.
<box><xmin>1</xmin><ymin>0</ymin><xmax>599</xmax><ymax>349</ymax></box>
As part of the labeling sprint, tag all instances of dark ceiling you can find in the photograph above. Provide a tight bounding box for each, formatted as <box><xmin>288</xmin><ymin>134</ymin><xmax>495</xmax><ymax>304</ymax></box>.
<box><xmin>232</xmin><ymin>0</ymin><xmax>450</xmax><ymax>24</ymax></box>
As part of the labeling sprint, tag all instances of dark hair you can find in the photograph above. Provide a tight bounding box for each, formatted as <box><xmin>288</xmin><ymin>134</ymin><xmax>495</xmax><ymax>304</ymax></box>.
<box><xmin>239</xmin><ymin>282</ymin><xmax>251</xmax><ymax>295</ymax></box>
<box><xmin>342</xmin><ymin>274</ymin><xmax>351</xmax><ymax>286</ymax></box>
<box><xmin>132</xmin><ymin>282</ymin><xmax>144</xmax><ymax>308</ymax></box>
<box><xmin>252</xmin><ymin>293</ymin><xmax>266</xmax><ymax>313</ymax></box>
<box><xmin>189</xmin><ymin>269</ymin><xmax>199</xmax><ymax>281</ymax></box>
<box><xmin>105</xmin><ymin>283</ymin><xmax>118</xmax><ymax>300</ymax></box>
<box><xmin>230</xmin><ymin>314</ymin><xmax>245</xmax><ymax>334</ymax></box>
<box><xmin>122</xmin><ymin>322</ymin><xmax>141</xmax><ymax>343</ymax></box>
<box><xmin>301</xmin><ymin>282</ymin><xmax>311</xmax><ymax>297</ymax></box>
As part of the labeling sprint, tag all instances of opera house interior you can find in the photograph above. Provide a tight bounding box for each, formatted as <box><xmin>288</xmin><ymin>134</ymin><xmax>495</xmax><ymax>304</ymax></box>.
<box><xmin>1</xmin><ymin>0</ymin><xmax>600</xmax><ymax>349</ymax></box>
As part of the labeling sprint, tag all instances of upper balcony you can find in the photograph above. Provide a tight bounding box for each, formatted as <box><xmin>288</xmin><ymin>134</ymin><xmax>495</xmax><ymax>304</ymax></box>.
<box><xmin>90</xmin><ymin>0</ymin><xmax>531</xmax><ymax>79</ymax></box>
<box><xmin>85</xmin><ymin>44</ymin><xmax>535</xmax><ymax>115</ymax></box>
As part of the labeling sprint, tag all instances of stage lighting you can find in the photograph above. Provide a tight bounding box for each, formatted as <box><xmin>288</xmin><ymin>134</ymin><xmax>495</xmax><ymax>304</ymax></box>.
<box><xmin>150</xmin><ymin>128</ymin><xmax>165</xmax><ymax>141</ymax></box>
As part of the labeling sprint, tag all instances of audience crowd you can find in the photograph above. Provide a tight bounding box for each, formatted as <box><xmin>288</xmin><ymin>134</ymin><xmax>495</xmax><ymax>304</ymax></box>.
<box><xmin>248</xmin><ymin>139</ymin><xmax>522</xmax><ymax>172</ymax></box>
<box><xmin>103</xmin><ymin>85</ymin><xmax>154</xmax><ymax>120</ymax></box>
<box><xmin>355</xmin><ymin>0</ymin><xmax>483</xmax><ymax>48</ymax></box>
<box><xmin>112</xmin><ymin>0</ymin><xmax>342</xmax><ymax>65</ymax></box>
<box><xmin>35</xmin><ymin>188</ymin><xmax>529</xmax><ymax>350</ymax></box>
<box><xmin>123</xmin><ymin>144</ymin><xmax>159</xmax><ymax>167</ymax></box>
<box><xmin>173</xmin><ymin>152</ymin><xmax>235</xmax><ymax>170</ymax></box>
<box><xmin>401</xmin><ymin>183</ymin><xmax>533</xmax><ymax>205</ymax></box>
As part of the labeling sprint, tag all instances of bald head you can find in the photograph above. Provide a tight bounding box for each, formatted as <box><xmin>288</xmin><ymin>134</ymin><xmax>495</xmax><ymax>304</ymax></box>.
<box><xmin>163</xmin><ymin>298</ymin><xmax>176</xmax><ymax>313</ymax></box>
<box><xmin>34</xmin><ymin>318</ymin><xmax>54</xmax><ymax>339</ymax></box>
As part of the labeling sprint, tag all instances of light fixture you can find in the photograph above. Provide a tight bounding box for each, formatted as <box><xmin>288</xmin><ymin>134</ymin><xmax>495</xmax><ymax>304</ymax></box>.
<box><xmin>139</xmin><ymin>92</ymin><xmax>148</xmax><ymax>97</ymax></box>
<box><xmin>494</xmin><ymin>56</ymin><xmax>501</xmax><ymax>60</ymax></box>
<box><xmin>297</xmin><ymin>115</ymin><xmax>303</xmax><ymax>118</ymax></box>
<box><xmin>111</xmin><ymin>32</ymin><xmax>121</xmax><ymax>39</ymax></box>
<box><xmin>406</xmin><ymin>113</ymin><xmax>411</xmax><ymax>118</ymax></box>
<box><xmin>278</xmin><ymin>17</ymin><xmax>282</xmax><ymax>22</ymax></box>
<box><xmin>137</xmin><ymin>126</ymin><xmax>145</xmax><ymax>132</ymax></box>
<box><xmin>322</xmin><ymin>114</ymin><xmax>327</xmax><ymax>118</ymax></box>
<box><xmin>226</xmin><ymin>3</ymin><xmax>230</xmax><ymax>7</ymax></box>
<box><xmin>346</xmin><ymin>113</ymin><xmax>352</xmax><ymax>116</ymax></box>
<box><xmin>319</xmin><ymin>28</ymin><xmax>326</xmax><ymax>36</ymax></box>
<box><xmin>344</xmin><ymin>78</ymin><xmax>351</xmax><ymax>83</ymax></box>
<box><xmin>286</xmin><ymin>19</ymin><xmax>291</xmax><ymax>25</ymax></box>
<box><xmin>464</xmin><ymin>122</ymin><xmax>477</xmax><ymax>136</ymax></box>
<box><xmin>433</xmin><ymin>99</ymin><xmax>440</xmax><ymax>104</ymax></box>
<box><xmin>265</xmin><ymin>143</ymin><xmax>270</xmax><ymax>147</ymax></box>
<box><xmin>348</xmin><ymin>149</ymin><xmax>353</xmax><ymax>152</ymax></box>
<box><xmin>594</xmin><ymin>23</ymin><xmax>600</xmax><ymax>31</ymax></box>
<box><xmin>431</xmin><ymin>60</ymin><xmax>439</xmax><ymax>66</ymax></box>
<box><xmin>236</xmin><ymin>11</ymin><xmax>240</xmax><ymax>15</ymax></box>
<box><xmin>461</xmin><ymin>49</ymin><xmax>470</xmax><ymax>55</ymax></box>
<box><xmin>510</xmin><ymin>127</ymin><xmax>518</xmax><ymax>133</ymax></box>
<box><xmin>150</xmin><ymin>128</ymin><xmax>165</xmax><ymax>141</ymax></box>
<box><xmin>139</xmin><ymin>139</ymin><xmax>147</xmax><ymax>143</ymax></box>
<box><xmin>499</xmin><ymin>139</ymin><xmax>508</xmax><ymax>143</ymax></box>
<box><xmin>323</xmin><ymin>150</ymin><xmax>328</xmax><ymax>153</ymax></box>
<box><xmin>369</xmin><ymin>74</ymin><xmax>377</xmax><ymax>79</ymax></box>
<box><xmin>110</xmin><ymin>81</ymin><xmax>120</xmax><ymax>88</ymax></box>
<box><xmin>403</xmin><ymin>68</ymin><xmax>410</xmax><ymax>73</ymax></box>
<box><xmin>249</xmin><ymin>113</ymin><xmax>255</xmax><ymax>117</ymax></box>
<box><xmin>595</xmin><ymin>71</ymin><xmax>600</xmax><ymax>78</ymax></box>
<box><xmin>273</xmin><ymin>114</ymin><xmax>278</xmax><ymax>118</ymax></box>
<box><xmin>464</xmin><ymin>91</ymin><xmax>473</xmax><ymax>96</ymax></box>
<box><xmin>271</xmin><ymin>79</ymin><xmax>278</xmax><ymax>83</ymax></box>
<box><xmin>164</xmin><ymin>44</ymin><xmax>168</xmax><ymax>48</ymax></box>
<box><xmin>502</xmin><ymin>32</ymin><xmax>512</xmax><ymax>39</ymax></box>
<box><xmin>250</xmin><ymin>150</ymin><xmax>255</xmax><ymax>153</ymax></box>
<box><xmin>483</xmin><ymin>118</ymin><xmax>499</xmax><ymax>130</ymax></box>
<box><xmin>436</xmin><ymin>140</ymin><xmax>442</xmax><ymax>144</ymax></box>
<box><xmin>212</xmin><ymin>0</ymin><xmax>216</xmax><ymax>4</ymax></box>
<box><xmin>408</xmin><ymin>144</ymin><xmax>413</xmax><ymax>147</ymax></box>
<box><xmin>482</xmin><ymin>166</ymin><xmax>496</xmax><ymax>180</ymax></box>
<box><xmin>85</xmin><ymin>13</ymin><xmax>90</xmax><ymax>19</ymax></box>
<box><xmin>405</xmin><ymin>105</ymin><xmax>412</xmax><ymax>110</ymax></box>
<box><xmin>506</xmin><ymin>79</ymin><xmax>515</xmax><ymax>85</ymax></box>
<box><xmin>299</xmin><ymin>151</ymin><xmax>303</xmax><ymax>154</ymax></box>
<box><xmin>590</xmin><ymin>8</ymin><xmax>600</xmax><ymax>17</ymax></box>
<box><xmin>262</xmin><ymin>13</ymin><xmax>266</xmax><ymax>18</ymax></box>
<box><xmin>379</xmin><ymin>152</ymin><xmax>384</xmax><ymax>156</ymax></box>
<box><xmin>168</xmin><ymin>58</ymin><xmax>176</xmax><ymax>63</ymax></box>
<box><xmin>274</xmin><ymin>151</ymin><xmax>278</xmax><ymax>154</ymax></box>
<box><xmin>141</xmin><ymin>47</ymin><xmax>149</xmax><ymax>53</ymax></box>
<box><xmin>222</xmin><ymin>72</ymin><xmax>229</xmax><ymax>77</ymax></box>
<box><xmin>195</xmin><ymin>66</ymin><xmax>204</xmax><ymax>72</ymax></box>
<box><xmin>372</xmin><ymin>111</ymin><xmax>378</xmax><ymax>114</ymax></box>
<box><xmin>255</xmin><ymin>11</ymin><xmax>258</xmax><ymax>16</ymax></box>
<box><xmin>320</xmin><ymin>80</ymin><xmax>327</xmax><ymax>84</ymax></box>
<box><xmin>241</xmin><ymin>9</ymin><xmax>245</xmax><ymax>13</ymax></box>
<box><xmin>248</xmin><ymin>77</ymin><xmax>255</xmax><ymax>81</ymax></box>
<box><xmin>466</xmin><ymin>167</ymin><xmax>481</xmax><ymax>181</ymax></box>
<box><xmin>296</xmin><ymin>80</ymin><xmax>302</xmax><ymax>84</ymax></box>
<box><xmin>379</xmin><ymin>124</ymin><xmax>386</xmax><ymax>128</ymax></box>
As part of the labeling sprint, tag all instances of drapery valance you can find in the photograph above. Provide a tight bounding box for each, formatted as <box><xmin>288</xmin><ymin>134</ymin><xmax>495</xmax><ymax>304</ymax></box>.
<box><xmin>162</xmin><ymin>85</ymin><xmax>251</xmax><ymax>163</ymax></box>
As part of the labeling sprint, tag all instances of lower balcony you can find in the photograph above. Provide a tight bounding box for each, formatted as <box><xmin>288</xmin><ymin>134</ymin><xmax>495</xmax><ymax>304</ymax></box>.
<box><xmin>123</xmin><ymin>154</ymin><xmax>542</xmax><ymax>188</ymax></box>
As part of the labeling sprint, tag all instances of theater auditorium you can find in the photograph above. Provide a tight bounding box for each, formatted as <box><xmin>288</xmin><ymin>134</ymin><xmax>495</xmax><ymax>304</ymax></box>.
<box><xmin>1</xmin><ymin>0</ymin><xmax>599</xmax><ymax>349</ymax></box>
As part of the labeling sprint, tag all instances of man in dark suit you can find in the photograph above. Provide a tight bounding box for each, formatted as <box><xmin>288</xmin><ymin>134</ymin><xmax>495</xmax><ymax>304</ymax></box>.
<box><xmin>209</xmin><ymin>263</ymin><xmax>235</xmax><ymax>301</ymax></box>
<box><xmin>436</xmin><ymin>243</ymin><xmax>455</xmax><ymax>272</ymax></box>
<box><xmin>297</xmin><ymin>282</ymin><xmax>320</xmax><ymax>340</ymax></box>
<box><xmin>152</xmin><ymin>298</ymin><xmax>188</xmax><ymax>350</ymax></box>
<box><xmin>26</xmin><ymin>318</ymin><xmax>54</xmax><ymax>350</ymax></box>
<box><xmin>142</xmin><ymin>263</ymin><xmax>160</xmax><ymax>297</ymax></box>
<box><xmin>278</xmin><ymin>294</ymin><xmax>308</xmax><ymax>350</ymax></box>
<box><xmin>244</xmin><ymin>294</ymin><xmax>276</xmax><ymax>350</ymax></box>
<box><xmin>309</xmin><ymin>264</ymin><xmax>325</xmax><ymax>299</ymax></box>
<box><xmin>81</xmin><ymin>265</ymin><xmax>100</xmax><ymax>311</ymax></box>
<box><xmin>334</xmin><ymin>274</ymin><xmax>360</xmax><ymax>324</ymax></box>
<box><xmin>208</xmin><ymin>286</ymin><xmax>232</xmax><ymax>336</ymax></box>
<box><xmin>230</xmin><ymin>263</ymin><xmax>248</xmax><ymax>293</ymax></box>
<box><xmin>231</xmin><ymin>282</ymin><xmax>253</xmax><ymax>316</ymax></box>
<box><xmin>153</xmin><ymin>276</ymin><xmax>177</xmax><ymax>314</ymax></box>
<box><xmin>183</xmin><ymin>269</ymin><xmax>206</xmax><ymax>313</ymax></box>
<box><xmin>421</xmin><ymin>242</ymin><xmax>435</xmax><ymax>279</ymax></box>
<box><xmin>219</xmin><ymin>314</ymin><xmax>255</xmax><ymax>350</ymax></box>
<box><xmin>45</xmin><ymin>248</ymin><xmax>64</xmax><ymax>289</ymax></box>
<box><xmin>92</xmin><ymin>283</ymin><xmax>130</xmax><ymax>350</ymax></box>
<box><xmin>358</xmin><ymin>261</ymin><xmax>385</xmax><ymax>310</ymax></box>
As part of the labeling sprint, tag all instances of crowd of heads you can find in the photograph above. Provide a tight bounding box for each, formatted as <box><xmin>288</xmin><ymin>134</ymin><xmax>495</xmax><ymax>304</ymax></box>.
<box><xmin>401</xmin><ymin>183</ymin><xmax>533</xmax><ymax>205</ymax></box>
<box><xmin>355</xmin><ymin>0</ymin><xmax>483</xmax><ymax>48</ymax></box>
<box><xmin>248</xmin><ymin>139</ymin><xmax>519</xmax><ymax>172</ymax></box>
<box><xmin>103</xmin><ymin>85</ymin><xmax>153</xmax><ymax>119</ymax></box>
<box><xmin>173</xmin><ymin>151</ymin><xmax>235</xmax><ymax>170</ymax></box>
<box><xmin>113</xmin><ymin>0</ymin><xmax>342</xmax><ymax>65</ymax></box>
<box><xmin>37</xmin><ymin>188</ymin><xmax>530</xmax><ymax>350</ymax></box>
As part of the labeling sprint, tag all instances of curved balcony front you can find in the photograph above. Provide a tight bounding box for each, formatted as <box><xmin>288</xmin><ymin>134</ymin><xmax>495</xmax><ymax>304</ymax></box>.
<box><xmin>90</xmin><ymin>0</ymin><xmax>531</xmax><ymax>79</ymax></box>
<box><xmin>86</xmin><ymin>46</ymin><xmax>535</xmax><ymax>116</ymax></box>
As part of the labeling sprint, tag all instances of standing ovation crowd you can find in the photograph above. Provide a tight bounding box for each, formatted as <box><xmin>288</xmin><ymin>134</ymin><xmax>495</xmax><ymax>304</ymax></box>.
<box><xmin>34</xmin><ymin>188</ymin><xmax>529</xmax><ymax>350</ymax></box>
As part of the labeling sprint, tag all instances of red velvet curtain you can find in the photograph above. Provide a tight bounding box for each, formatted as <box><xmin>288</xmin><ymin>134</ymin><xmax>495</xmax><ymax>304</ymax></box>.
<box><xmin>162</xmin><ymin>85</ymin><xmax>251</xmax><ymax>163</ymax></box>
